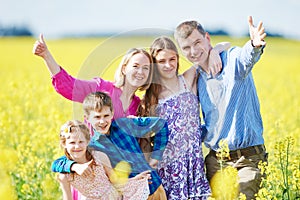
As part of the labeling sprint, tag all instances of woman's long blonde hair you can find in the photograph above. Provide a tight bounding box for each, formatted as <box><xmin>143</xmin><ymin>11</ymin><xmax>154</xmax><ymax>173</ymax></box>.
<box><xmin>114</xmin><ymin>48</ymin><xmax>153</xmax><ymax>91</ymax></box>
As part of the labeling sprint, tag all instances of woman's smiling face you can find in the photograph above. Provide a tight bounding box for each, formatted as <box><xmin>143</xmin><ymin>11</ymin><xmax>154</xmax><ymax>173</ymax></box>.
<box><xmin>122</xmin><ymin>53</ymin><xmax>151</xmax><ymax>88</ymax></box>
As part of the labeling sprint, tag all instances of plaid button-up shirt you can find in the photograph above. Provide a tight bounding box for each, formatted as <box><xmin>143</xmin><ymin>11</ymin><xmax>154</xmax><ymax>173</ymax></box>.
<box><xmin>52</xmin><ymin>117</ymin><xmax>169</xmax><ymax>195</ymax></box>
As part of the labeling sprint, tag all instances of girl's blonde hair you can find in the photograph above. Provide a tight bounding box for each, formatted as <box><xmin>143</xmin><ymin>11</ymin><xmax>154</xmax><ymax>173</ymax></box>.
<box><xmin>114</xmin><ymin>48</ymin><xmax>153</xmax><ymax>91</ymax></box>
<box><xmin>59</xmin><ymin>120</ymin><xmax>92</xmax><ymax>161</ymax></box>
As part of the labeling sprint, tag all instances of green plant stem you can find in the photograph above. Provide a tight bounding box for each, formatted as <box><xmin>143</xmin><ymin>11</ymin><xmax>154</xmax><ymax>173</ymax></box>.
<box><xmin>285</xmin><ymin>140</ymin><xmax>290</xmax><ymax>200</ymax></box>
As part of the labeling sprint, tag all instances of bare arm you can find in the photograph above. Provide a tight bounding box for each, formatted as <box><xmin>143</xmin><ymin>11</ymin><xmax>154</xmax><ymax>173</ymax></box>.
<box><xmin>208</xmin><ymin>42</ymin><xmax>231</xmax><ymax>76</ymax></box>
<box><xmin>92</xmin><ymin>151</ymin><xmax>113</xmax><ymax>178</ymax></box>
<box><xmin>57</xmin><ymin>174</ymin><xmax>72</xmax><ymax>200</ymax></box>
<box><xmin>182</xmin><ymin>65</ymin><xmax>198</xmax><ymax>94</ymax></box>
<box><xmin>183</xmin><ymin>42</ymin><xmax>230</xmax><ymax>92</ymax></box>
<box><xmin>32</xmin><ymin>33</ymin><xmax>61</xmax><ymax>76</ymax></box>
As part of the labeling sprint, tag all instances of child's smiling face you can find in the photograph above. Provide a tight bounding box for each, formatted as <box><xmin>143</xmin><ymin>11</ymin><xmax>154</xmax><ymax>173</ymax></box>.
<box><xmin>87</xmin><ymin>106</ymin><xmax>114</xmax><ymax>134</ymax></box>
<box><xmin>65</xmin><ymin>131</ymin><xmax>89</xmax><ymax>163</ymax></box>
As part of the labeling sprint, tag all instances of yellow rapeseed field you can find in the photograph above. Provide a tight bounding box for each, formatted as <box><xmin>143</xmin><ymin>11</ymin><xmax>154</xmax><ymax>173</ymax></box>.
<box><xmin>0</xmin><ymin>36</ymin><xmax>299</xmax><ymax>199</ymax></box>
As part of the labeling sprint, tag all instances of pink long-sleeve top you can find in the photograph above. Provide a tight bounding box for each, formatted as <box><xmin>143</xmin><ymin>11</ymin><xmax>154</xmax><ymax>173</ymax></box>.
<box><xmin>51</xmin><ymin>67</ymin><xmax>141</xmax><ymax>119</ymax></box>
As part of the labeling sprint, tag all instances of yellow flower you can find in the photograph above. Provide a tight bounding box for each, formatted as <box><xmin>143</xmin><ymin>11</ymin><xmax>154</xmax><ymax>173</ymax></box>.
<box><xmin>110</xmin><ymin>161</ymin><xmax>131</xmax><ymax>185</ymax></box>
<box><xmin>216</xmin><ymin>139</ymin><xmax>230</xmax><ymax>161</ymax></box>
<box><xmin>210</xmin><ymin>166</ymin><xmax>239</xmax><ymax>200</ymax></box>
<box><xmin>0</xmin><ymin>172</ymin><xmax>16</xmax><ymax>200</ymax></box>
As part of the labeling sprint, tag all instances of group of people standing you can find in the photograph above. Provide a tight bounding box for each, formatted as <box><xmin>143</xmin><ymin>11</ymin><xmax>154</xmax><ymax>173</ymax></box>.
<box><xmin>33</xmin><ymin>16</ymin><xmax>268</xmax><ymax>200</ymax></box>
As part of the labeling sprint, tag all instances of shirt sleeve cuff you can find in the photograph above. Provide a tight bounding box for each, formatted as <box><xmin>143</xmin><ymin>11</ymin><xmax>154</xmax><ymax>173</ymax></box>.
<box><xmin>249</xmin><ymin>40</ymin><xmax>265</xmax><ymax>53</ymax></box>
<box><xmin>51</xmin><ymin>66</ymin><xmax>64</xmax><ymax>79</ymax></box>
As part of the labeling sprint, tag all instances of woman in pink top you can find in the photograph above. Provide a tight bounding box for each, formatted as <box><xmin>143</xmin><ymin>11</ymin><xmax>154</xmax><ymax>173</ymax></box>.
<box><xmin>33</xmin><ymin>34</ymin><xmax>153</xmax><ymax>119</ymax></box>
<box><xmin>33</xmin><ymin>34</ymin><xmax>153</xmax><ymax>200</ymax></box>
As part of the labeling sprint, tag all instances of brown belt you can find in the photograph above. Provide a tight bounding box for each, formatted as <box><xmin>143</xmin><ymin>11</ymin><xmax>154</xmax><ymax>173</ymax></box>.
<box><xmin>210</xmin><ymin>145</ymin><xmax>266</xmax><ymax>160</ymax></box>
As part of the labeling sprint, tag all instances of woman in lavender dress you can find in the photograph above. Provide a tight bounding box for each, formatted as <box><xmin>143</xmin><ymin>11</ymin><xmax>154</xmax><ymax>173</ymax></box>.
<box><xmin>138</xmin><ymin>37</ymin><xmax>229</xmax><ymax>199</ymax></box>
<box><xmin>156</xmin><ymin>74</ymin><xmax>210</xmax><ymax>200</ymax></box>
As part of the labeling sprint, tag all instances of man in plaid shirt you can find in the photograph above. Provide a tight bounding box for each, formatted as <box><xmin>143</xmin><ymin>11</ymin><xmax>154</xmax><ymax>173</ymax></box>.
<box><xmin>52</xmin><ymin>92</ymin><xmax>169</xmax><ymax>199</ymax></box>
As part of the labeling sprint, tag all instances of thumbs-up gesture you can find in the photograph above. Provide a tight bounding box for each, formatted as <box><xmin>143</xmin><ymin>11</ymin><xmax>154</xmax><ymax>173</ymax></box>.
<box><xmin>32</xmin><ymin>33</ymin><xmax>48</xmax><ymax>58</ymax></box>
<box><xmin>32</xmin><ymin>33</ymin><xmax>61</xmax><ymax>75</ymax></box>
<box><xmin>248</xmin><ymin>16</ymin><xmax>267</xmax><ymax>47</ymax></box>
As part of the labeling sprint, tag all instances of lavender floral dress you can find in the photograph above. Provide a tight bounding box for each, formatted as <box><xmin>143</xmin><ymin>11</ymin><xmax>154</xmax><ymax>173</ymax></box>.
<box><xmin>157</xmin><ymin>75</ymin><xmax>211</xmax><ymax>200</ymax></box>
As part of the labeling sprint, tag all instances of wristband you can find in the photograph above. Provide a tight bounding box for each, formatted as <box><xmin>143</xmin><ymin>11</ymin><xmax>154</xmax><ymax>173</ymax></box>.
<box><xmin>251</xmin><ymin>40</ymin><xmax>256</xmax><ymax>47</ymax></box>
<box><xmin>251</xmin><ymin>40</ymin><xmax>264</xmax><ymax>48</ymax></box>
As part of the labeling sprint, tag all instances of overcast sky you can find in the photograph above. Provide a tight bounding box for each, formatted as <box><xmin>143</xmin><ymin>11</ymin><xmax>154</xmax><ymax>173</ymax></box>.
<box><xmin>1</xmin><ymin>0</ymin><xmax>299</xmax><ymax>39</ymax></box>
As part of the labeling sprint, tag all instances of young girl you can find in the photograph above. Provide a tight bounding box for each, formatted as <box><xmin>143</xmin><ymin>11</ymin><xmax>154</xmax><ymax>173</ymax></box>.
<box><xmin>138</xmin><ymin>36</ymin><xmax>229</xmax><ymax>199</ymax></box>
<box><xmin>57</xmin><ymin>120</ymin><xmax>150</xmax><ymax>200</ymax></box>
<box><xmin>33</xmin><ymin>34</ymin><xmax>153</xmax><ymax>119</ymax></box>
